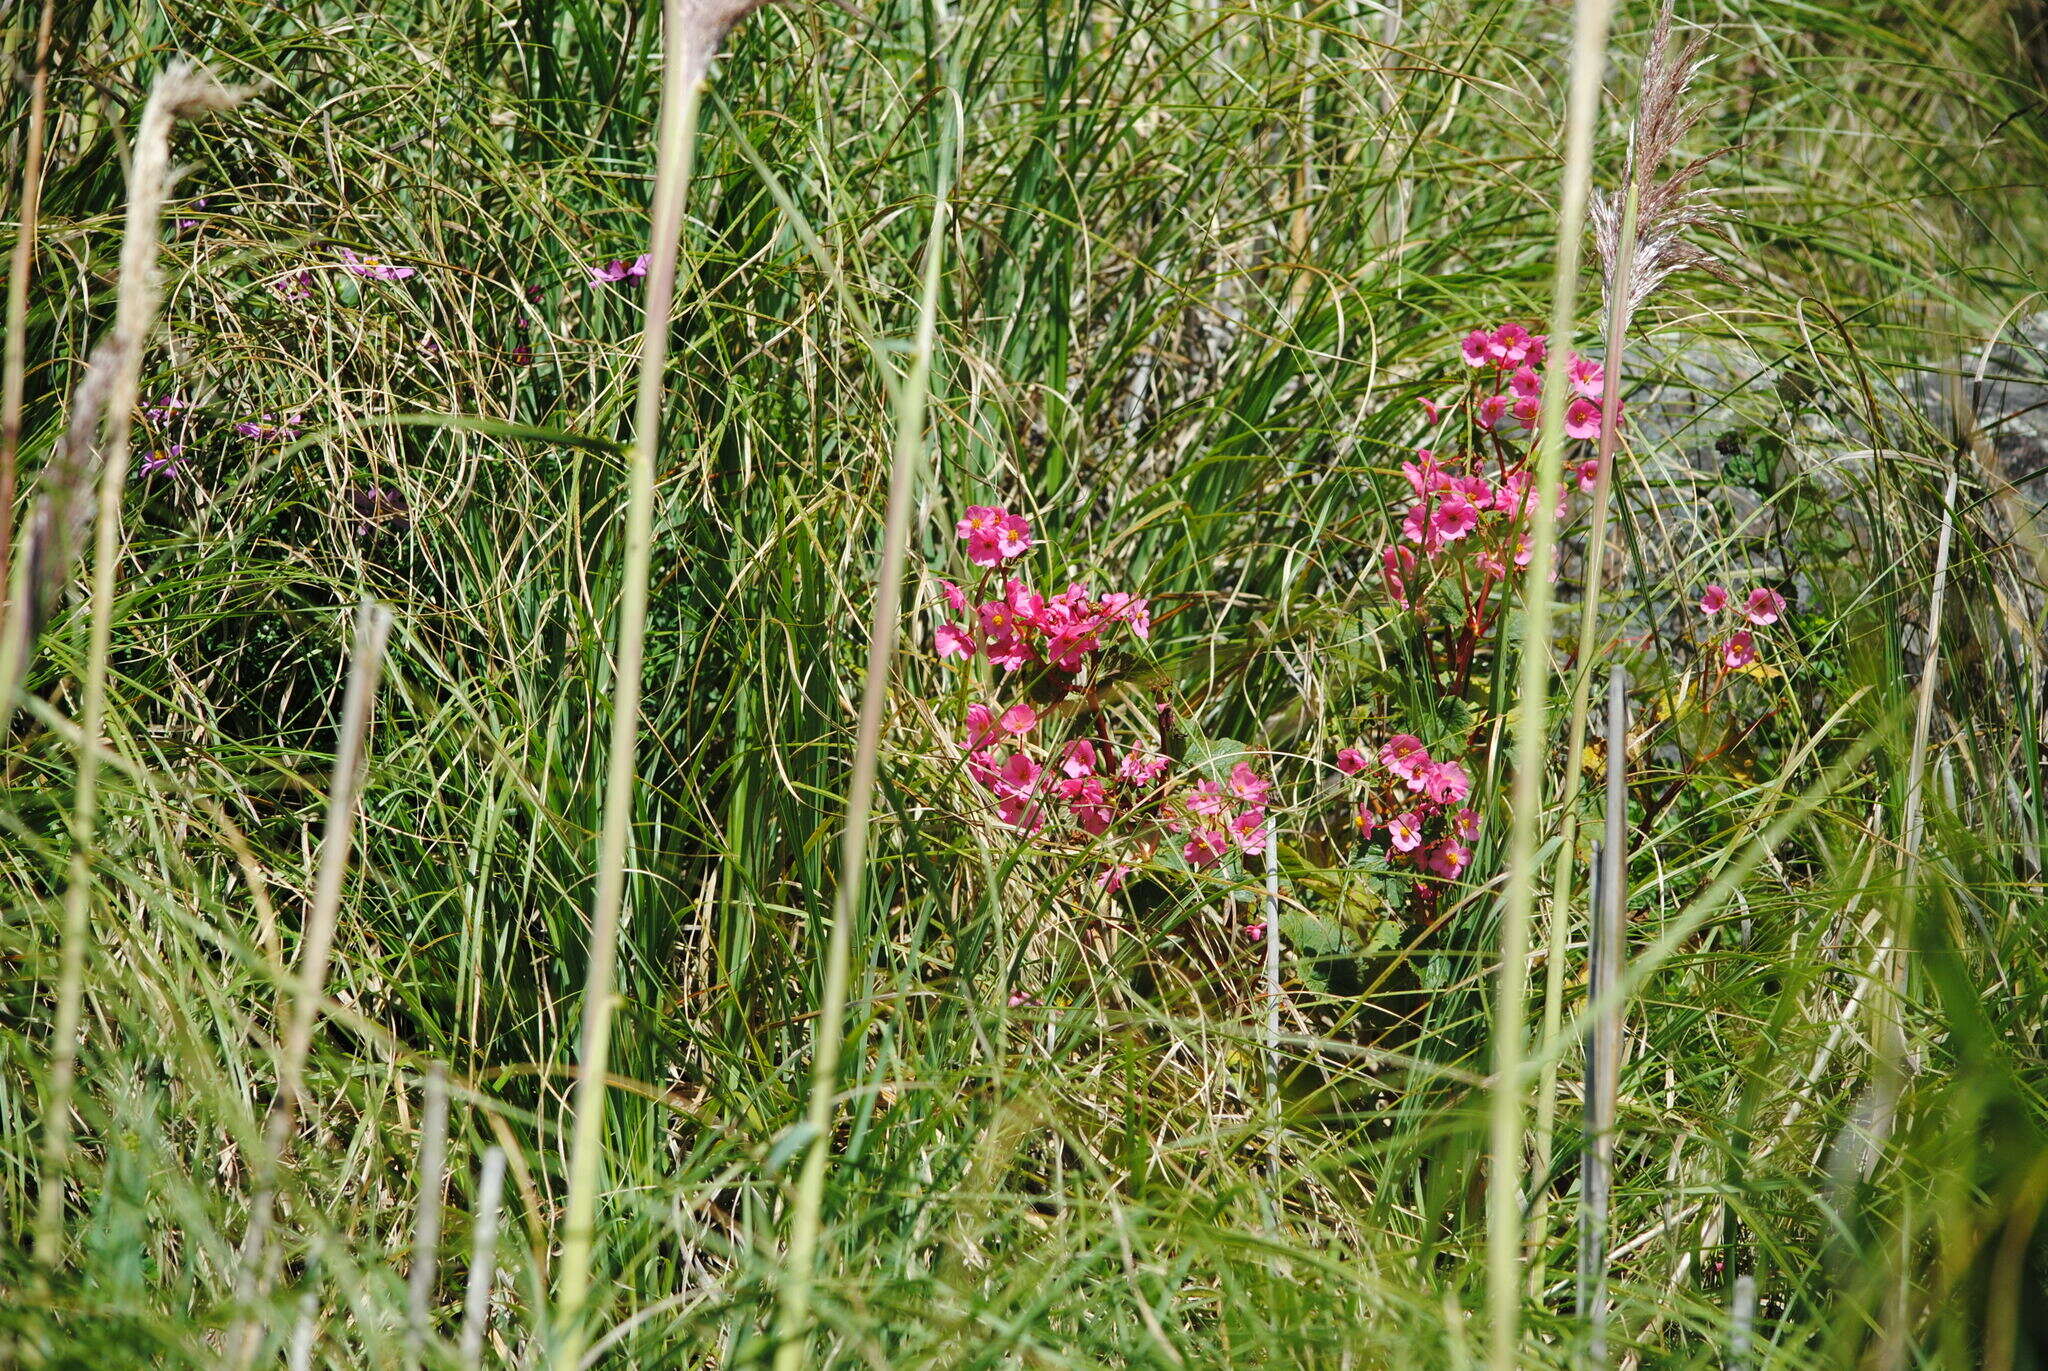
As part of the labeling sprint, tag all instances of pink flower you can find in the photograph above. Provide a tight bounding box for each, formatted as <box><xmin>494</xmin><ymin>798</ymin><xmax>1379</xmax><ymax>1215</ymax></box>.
<box><xmin>939</xmin><ymin>579</ymin><xmax>968</xmax><ymax>613</ymax></box>
<box><xmin>1355</xmin><ymin>805</ymin><xmax>1378</xmax><ymax>838</ymax></box>
<box><xmin>1183</xmin><ymin>829</ymin><xmax>1229</xmax><ymax>869</ymax></box>
<box><xmin>1386</xmin><ymin>812</ymin><xmax>1423</xmax><ymax>852</ymax></box>
<box><xmin>1227</xmin><ymin>762</ymin><xmax>1270</xmax><ymax>807</ymax></box>
<box><xmin>1564</xmin><ymin>396</ymin><xmax>1603</xmax><ymax>441</ymax></box>
<box><xmin>1423</xmin><ymin>840</ymin><xmax>1472</xmax><ymax>878</ymax></box>
<box><xmin>340</xmin><ymin>248</ymin><xmax>416</xmax><ymax>281</ymax></box>
<box><xmin>966</xmin><ymin>748</ymin><xmax>1000</xmax><ymax>789</ymax></box>
<box><xmin>1421</xmin><ymin>396</ymin><xmax>1444</xmax><ymax>425</ymax></box>
<box><xmin>997</xmin><ymin>795</ymin><xmax>1046</xmax><ymax>831</ymax></box>
<box><xmin>1381</xmin><ymin>545</ymin><xmax>1417</xmax><ymax>608</ymax></box>
<box><xmin>1401</xmin><ymin>502</ymin><xmax>1441</xmax><ymax>555</ymax></box>
<box><xmin>1476</xmin><ymin>394</ymin><xmax>1510</xmax><ymax>431</ymax></box>
<box><xmin>1743</xmin><ymin>588</ymin><xmax>1786</xmax><ymax>626</ymax></box>
<box><xmin>1489</xmin><ymin>323</ymin><xmax>1537</xmax><ymax>367</ymax></box>
<box><xmin>1008</xmin><ymin>990</ymin><xmax>1038</xmax><ymax>1007</ymax></box>
<box><xmin>1402</xmin><ymin>451</ymin><xmax>1447</xmax><ymax>499</ymax></box>
<box><xmin>957</xmin><ymin>506</ymin><xmax>1032</xmax><ymax>567</ymax></box>
<box><xmin>1432</xmin><ymin>495</ymin><xmax>1480</xmax><ymax>542</ymax></box>
<box><xmin>1512</xmin><ymin>395</ymin><xmax>1541</xmax><ymax>430</ymax></box>
<box><xmin>1509</xmin><ymin>365</ymin><xmax>1542</xmax><ymax>400</ymax></box>
<box><xmin>1243</xmin><ymin>922</ymin><xmax>1266</xmax><ymax>941</ymax></box>
<box><xmin>1568</xmin><ymin>353</ymin><xmax>1604</xmax><ymax>399</ymax></box>
<box><xmin>1335</xmin><ymin>747</ymin><xmax>1368</xmax><ymax>775</ymax></box>
<box><xmin>587</xmin><ymin>254</ymin><xmax>650</xmax><ymax>284</ymax></box>
<box><xmin>993</xmin><ymin>752</ymin><xmax>1042</xmax><ymax>798</ymax></box>
<box><xmin>1119</xmin><ymin>751</ymin><xmax>1170</xmax><ymax>786</ymax></box>
<box><xmin>1722</xmin><ymin>631</ymin><xmax>1758</xmax><ymax>670</ymax></box>
<box><xmin>1453</xmin><ymin>807</ymin><xmax>1482</xmax><ymax>841</ymax></box>
<box><xmin>1379</xmin><ymin>734</ymin><xmax>1432</xmax><ymax>786</ymax></box>
<box><xmin>935</xmin><ymin>623</ymin><xmax>974</xmax><ymax>660</ymax></box>
<box><xmin>1461</xmin><ymin>330</ymin><xmax>1492</xmax><ymax>366</ymax></box>
<box><xmin>963</xmin><ymin>704</ymin><xmax>999</xmax><ymax>750</ymax></box>
<box><xmin>1058</xmin><ymin>775</ymin><xmax>1114</xmax><ymax>834</ymax></box>
<box><xmin>1061</xmin><ymin>739</ymin><xmax>1098</xmax><ymax>779</ymax></box>
<box><xmin>1230</xmin><ymin>808</ymin><xmax>1269</xmax><ymax>855</ymax></box>
<box><xmin>1099</xmin><ymin>864</ymin><xmax>1133</xmax><ymax>892</ymax></box>
<box><xmin>1097</xmin><ymin>592</ymin><xmax>1151</xmax><ymax>638</ymax></box>
<box><xmin>1186</xmin><ymin>779</ymin><xmax>1228</xmax><ymax>817</ymax></box>
<box><xmin>268</xmin><ymin>270</ymin><xmax>314</xmax><ymax>299</ymax></box>
<box><xmin>1700</xmin><ymin>584</ymin><xmax>1730</xmax><ymax>615</ymax></box>
<box><xmin>999</xmin><ymin>703</ymin><xmax>1038</xmax><ymax>736</ymax></box>
<box><xmin>1424</xmin><ymin>760</ymin><xmax>1471</xmax><ymax>805</ymax></box>
<box><xmin>1576</xmin><ymin>459</ymin><xmax>1601</xmax><ymax>493</ymax></box>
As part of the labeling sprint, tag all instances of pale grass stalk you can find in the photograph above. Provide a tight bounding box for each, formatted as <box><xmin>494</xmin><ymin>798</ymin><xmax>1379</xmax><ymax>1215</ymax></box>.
<box><xmin>772</xmin><ymin>145</ymin><xmax>953</xmax><ymax>1371</ymax></box>
<box><xmin>460</xmin><ymin>1145</ymin><xmax>509</xmax><ymax>1370</ymax></box>
<box><xmin>551</xmin><ymin>4</ymin><xmax>710</xmax><ymax>1362</ymax></box>
<box><xmin>1263</xmin><ymin>846</ymin><xmax>1283</xmax><ymax>1214</ymax></box>
<box><xmin>406</xmin><ymin>1063</ymin><xmax>451</xmax><ymax>1364</ymax></box>
<box><xmin>31</xmin><ymin>60</ymin><xmax>241</xmax><ymax>1269</ymax></box>
<box><xmin>1486</xmin><ymin>3</ymin><xmax>1613</xmax><ymax>1366</ymax></box>
<box><xmin>229</xmin><ymin>599</ymin><xmax>394</xmax><ymax>1367</ymax></box>
<box><xmin>0</xmin><ymin>0</ymin><xmax>56</xmax><ymax>605</ymax></box>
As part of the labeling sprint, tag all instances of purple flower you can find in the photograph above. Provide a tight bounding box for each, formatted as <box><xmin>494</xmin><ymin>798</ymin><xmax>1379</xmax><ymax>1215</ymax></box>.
<box><xmin>350</xmin><ymin>485</ymin><xmax>411</xmax><ymax>539</ymax></box>
<box><xmin>340</xmin><ymin>248</ymin><xmax>416</xmax><ymax>281</ymax></box>
<box><xmin>586</xmin><ymin>253</ymin><xmax>650</xmax><ymax>285</ymax></box>
<box><xmin>143</xmin><ymin>394</ymin><xmax>189</xmax><ymax>426</ymax></box>
<box><xmin>269</xmin><ymin>270</ymin><xmax>315</xmax><ymax>299</ymax></box>
<box><xmin>233</xmin><ymin>413</ymin><xmax>301</xmax><ymax>442</ymax></box>
<box><xmin>138</xmin><ymin>445</ymin><xmax>185</xmax><ymax>478</ymax></box>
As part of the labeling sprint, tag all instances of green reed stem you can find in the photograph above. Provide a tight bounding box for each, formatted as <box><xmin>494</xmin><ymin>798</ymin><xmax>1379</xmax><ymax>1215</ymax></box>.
<box><xmin>1486</xmin><ymin>3</ymin><xmax>1613</xmax><ymax>1366</ymax></box>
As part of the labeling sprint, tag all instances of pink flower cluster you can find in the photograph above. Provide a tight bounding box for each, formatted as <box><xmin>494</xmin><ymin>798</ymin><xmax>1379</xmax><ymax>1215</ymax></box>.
<box><xmin>1698</xmin><ymin>583</ymin><xmax>1786</xmax><ymax>670</ymax></box>
<box><xmin>934</xmin><ymin>505</ymin><xmax>1267</xmax><ymax>889</ymax></box>
<box><xmin>1453</xmin><ymin>322</ymin><xmax>1616</xmax><ymax>443</ymax></box>
<box><xmin>1380</xmin><ymin>325</ymin><xmax>1627</xmax><ymax>695</ymax></box>
<box><xmin>1336</xmin><ymin>735</ymin><xmax>1479</xmax><ymax>890</ymax></box>
<box><xmin>958</xmin><ymin>702</ymin><xmax>1271</xmax><ymax>883</ymax></box>
<box><xmin>932</xmin><ymin>507</ymin><xmax>1150</xmax><ymax>686</ymax></box>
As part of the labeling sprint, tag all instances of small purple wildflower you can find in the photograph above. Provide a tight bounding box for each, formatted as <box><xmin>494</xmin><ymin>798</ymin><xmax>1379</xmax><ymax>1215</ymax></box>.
<box><xmin>350</xmin><ymin>485</ymin><xmax>411</xmax><ymax>539</ymax></box>
<box><xmin>269</xmin><ymin>270</ymin><xmax>315</xmax><ymax>300</ymax></box>
<box><xmin>586</xmin><ymin>253</ymin><xmax>650</xmax><ymax>285</ymax></box>
<box><xmin>340</xmin><ymin>248</ymin><xmax>416</xmax><ymax>281</ymax></box>
<box><xmin>138</xmin><ymin>445</ymin><xmax>186</xmax><ymax>478</ymax></box>
<box><xmin>233</xmin><ymin>413</ymin><xmax>301</xmax><ymax>442</ymax></box>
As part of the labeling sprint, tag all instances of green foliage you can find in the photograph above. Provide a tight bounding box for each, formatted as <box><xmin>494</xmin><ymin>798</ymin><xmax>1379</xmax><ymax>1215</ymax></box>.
<box><xmin>3</xmin><ymin>0</ymin><xmax>2048</xmax><ymax>1367</ymax></box>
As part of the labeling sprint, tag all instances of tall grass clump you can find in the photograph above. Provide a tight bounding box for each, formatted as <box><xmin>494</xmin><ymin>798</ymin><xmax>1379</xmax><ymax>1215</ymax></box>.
<box><xmin>3</xmin><ymin>0</ymin><xmax>2047</xmax><ymax>1368</ymax></box>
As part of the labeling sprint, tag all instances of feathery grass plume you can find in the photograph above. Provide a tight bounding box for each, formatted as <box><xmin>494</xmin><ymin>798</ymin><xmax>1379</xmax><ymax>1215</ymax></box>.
<box><xmin>552</xmin><ymin>0</ymin><xmax>785</xmax><ymax>1365</ymax></box>
<box><xmin>27</xmin><ymin>60</ymin><xmax>243</xmax><ymax>1272</ymax></box>
<box><xmin>1588</xmin><ymin>1</ymin><xmax>1733</xmax><ymax>324</ymax></box>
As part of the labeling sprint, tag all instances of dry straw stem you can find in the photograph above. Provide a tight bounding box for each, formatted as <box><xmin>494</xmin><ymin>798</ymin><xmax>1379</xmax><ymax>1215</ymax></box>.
<box><xmin>28</xmin><ymin>60</ymin><xmax>242</xmax><ymax>1271</ymax></box>
<box><xmin>772</xmin><ymin>120</ymin><xmax>955</xmax><ymax>1371</ymax></box>
<box><xmin>1578</xmin><ymin>670</ymin><xmax>1628</xmax><ymax>1366</ymax></box>
<box><xmin>1487</xmin><ymin>1</ymin><xmax>1613</xmax><ymax>1367</ymax></box>
<box><xmin>551</xmin><ymin>0</ymin><xmax>779</xmax><ymax>1361</ymax></box>
<box><xmin>228</xmin><ymin>599</ymin><xmax>393</xmax><ymax>1367</ymax></box>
